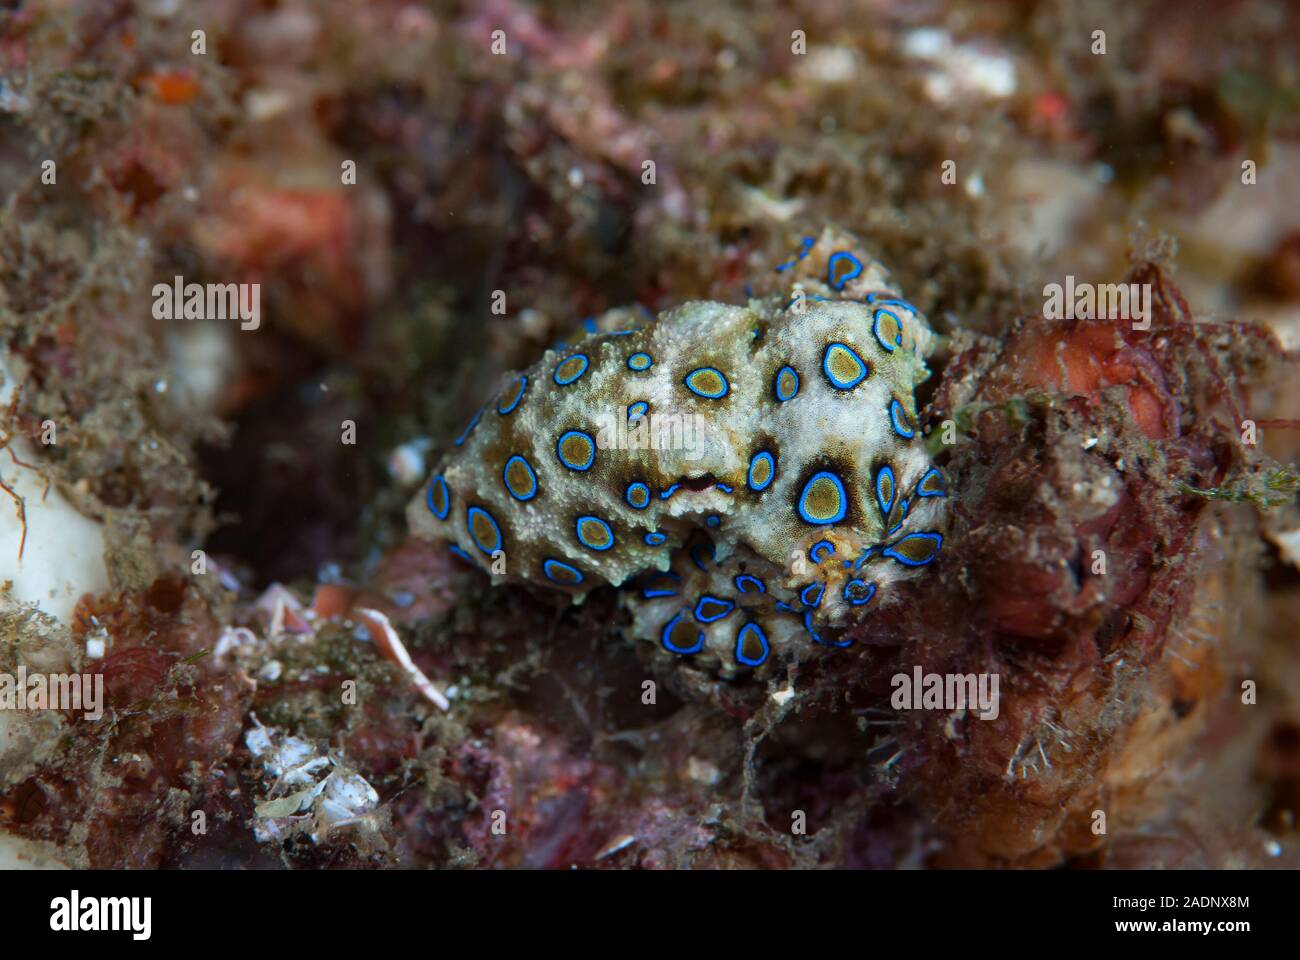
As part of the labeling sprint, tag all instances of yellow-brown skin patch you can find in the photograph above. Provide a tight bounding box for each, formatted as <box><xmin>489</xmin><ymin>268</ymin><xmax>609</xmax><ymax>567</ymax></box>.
<box><xmin>825</xmin><ymin>344</ymin><xmax>867</xmax><ymax>385</ymax></box>
<box><xmin>802</xmin><ymin>475</ymin><xmax>845</xmax><ymax>523</ymax></box>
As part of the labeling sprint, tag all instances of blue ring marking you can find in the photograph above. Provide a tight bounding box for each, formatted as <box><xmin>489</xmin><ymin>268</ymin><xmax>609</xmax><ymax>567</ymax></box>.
<box><xmin>542</xmin><ymin>558</ymin><xmax>584</xmax><ymax>585</ymax></box>
<box><xmin>693</xmin><ymin>595</ymin><xmax>736</xmax><ymax>623</ymax></box>
<box><xmin>582</xmin><ymin>317</ymin><xmax>598</xmax><ymax>334</ymax></box>
<box><xmin>822</xmin><ymin>342</ymin><xmax>869</xmax><ymax>390</ymax></box>
<box><xmin>805</xmin><ymin>611</ymin><xmax>852</xmax><ymax>648</ymax></box>
<box><xmin>875</xmin><ymin>465</ymin><xmax>896</xmax><ymax>518</ymax></box>
<box><xmin>627</xmin><ymin>352</ymin><xmax>653</xmax><ymax>372</ymax></box>
<box><xmin>659</xmin><ymin>483</ymin><xmax>680</xmax><ymax>500</ymax></box>
<box><xmin>426</xmin><ymin>475</ymin><xmax>451</xmax><ymax>520</ymax></box>
<box><xmin>683</xmin><ymin>367</ymin><xmax>729</xmax><ymax>399</ymax></box>
<box><xmin>716</xmin><ymin>482</ymin><xmax>734</xmax><ymax>494</ymax></box>
<box><xmin>747</xmin><ymin>451</ymin><xmax>776</xmax><ymax>492</ymax></box>
<box><xmin>627</xmin><ymin>401</ymin><xmax>649</xmax><ymax>422</ymax></box>
<box><xmin>644</xmin><ymin>532</ymin><xmax>667</xmax><ymax>546</ymax></box>
<box><xmin>642</xmin><ymin>583</ymin><xmax>678</xmax><ymax>599</ymax></box>
<box><xmin>497</xmin><ymin>375</ymin><xmax>528</xmax><ymax>415</ymax></box>
<box><xmin>503</xmin><ymin>455</ymin><xmax>538</xmax><ymax>501</ymax></box>
<box><xmin>661</xmin><ymin>612</ymin><xmax>704</xmax><ymax>656</ymax></box>
<box><xmin>884</xmin><ymin>531</ymin><xmax>943</xmax><ymax>567</ymax></box>
<box><xmin>449</xmin><ymin>544</ymin><xmax>476</xmax><ymax>565</ymax></box>
<box><xmin>797</xmin><ymin>471</ymin><xmax>848</xmax><ymax>525</ymax></box>
<box><xmin>886</xmin><ymin>498</ymin><xmax>911</xmax><ymax>538</ymax></box>
<box><xmin>774</xmin><ymin>365</ymin><xmax>800</xmax><ymax>402</ymax></box>
<box><xmin>706</xmin><ymin>514</ymin><xmax>721</xmax><ymax>528</ymax></box>
<box><xmin>873</xmin><ymin>309</ymin><xmax>903</xmax><ymax>353</ymax></box>
<box><xmin>734</xmin><ymin>574</ymin><xmax>766</xmax><ymax>594</ymax></box>
<box><xmin>690</xmin><ymin>542</ymin><xmax>715</xmax><ymax>572</ymax></box>
<box><xmin>553</xmin><ymin>353</ymin><xmax>590</xmax><ymax>386</ymax></box>
<box><xmin>774</xmin><ymin>235</ymin><xmax>816</xmax><ymax>272</ymax></box>
<box><xmin>917</xmin><ymin>467</ymin><xmax>947</xmax><ymax>498</ymax></box>
<box><xmin>775</xmin><ymin>601</ymin><xmax>793</xmax><ymax>612</ymax></box>
<box><xmin>734</xmin><ymin>622</ymin><xmax>770</xmax><ymax>667</ymax></box>
<box><xmin>625</xmin><ymin>481</ymin><xmax>651</xmax><ymax>510</ymax></box>
<box><xmin>454</xmin><ymin>406</ymin><xmax>484</xmax><ymax>447</ymax></box>
<box><xmin>556</xmin><ymin>430</ymin><xmax>596</xmax><ymax>471</ymax></box>
<box><xmin>844</xmin><ymin>579</ymin><xmax>877</xmax><ymax>606</ymax></box>
<box><xmin>889</xmin><ymin>399</ymin><xmax>915</xmax><ymax>439</ymax></box>
<box><xmin>799</xmin><ymin>582</ymin><xmax>824</xmax><ymax>608</ymax></box>
<box><xmin>575</xmin><ymin>515</ymin><xmax>615</xmax><ymax>552</ymax></box>
<box><xmin>809</xmin><ymin>539</ymin><xmax>836</xmax><ymax>564</ymax></box>
<box><xmin>827</xmin><ymin>251</ymin><xmax>863</xmax><ymax>291</ymax></box>
<box><xmin>866</xmin><ymin>293</ymin><xmax>918</xmax><ymax>315</ymax></box>
<box><xmin>466</xmin><ymin>506</ymin><xmax>503</xmax><ymax>554</ymax></box>
<box><xmin>853</xmin><ymin>547</ymin><xmax>878</xmax><ymax>570</ymax></box>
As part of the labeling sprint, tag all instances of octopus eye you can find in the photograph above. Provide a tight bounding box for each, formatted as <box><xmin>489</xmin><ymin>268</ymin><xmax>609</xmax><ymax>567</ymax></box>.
<box><xmin>827</xmin><ymin>250</ymin><xmax>863</xmax><ymax>290</ymax></box>
<box><xmin>734</xmin><ymin>622</ymin><xmax>770</xmax><ymax>667</ymax></box>
<box><xmin>822</xmin><ymin>342</ymin><xmax>869</xmax><ymax>390</ymax></box>
<box><xmin>661</xmin><ymin>612</ymin><xmax>705</xmax><ymax>655</ymax></box>
<box><xmin>684</xmin><ymin>367</ymin><xmax>729</xmax><ymax>399</ymax></box>
<box><xmin>884</xmin><ymin>532</ymin><xmax>943</xmax><ymax>567</ymax></box>
<box><xmin>553</xmin><ymin>353</ymin><xmax>590</xmax><ymax>386</ymax></box>
<box><xmin>797</xmin><ymin>471</ymin><xmax>848</xmax><ymax>525</ymax></box>
<box><xmin>466</xmin><ymin>506</ymin><xmax>503</xmax><ymax>555</ymax></box>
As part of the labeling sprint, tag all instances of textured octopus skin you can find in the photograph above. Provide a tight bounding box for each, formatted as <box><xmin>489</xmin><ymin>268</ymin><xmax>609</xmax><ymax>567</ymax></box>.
<box><xmin>408</xmin><ymin>229</ymin><xmax>949</xmax><ymax>675</ymax></box>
